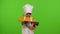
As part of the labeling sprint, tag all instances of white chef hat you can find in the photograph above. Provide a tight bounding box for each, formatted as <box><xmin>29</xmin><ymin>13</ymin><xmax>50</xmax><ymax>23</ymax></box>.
<box><xmin>23</xmin><ymin>4</ymin><xmax>33</xmax><ymax>14</ymax></box>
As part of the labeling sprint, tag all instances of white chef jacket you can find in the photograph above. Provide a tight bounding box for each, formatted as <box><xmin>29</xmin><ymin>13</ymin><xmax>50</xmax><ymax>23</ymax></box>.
<box><xmin>22</xmin><ymin>16</ymin><xmax>34</xmax><ymax>34</ymax></box>
<box><xmin>22</xmin><ymin>25</ymin><xmax>34</xmax><ymax>34</ymax></box>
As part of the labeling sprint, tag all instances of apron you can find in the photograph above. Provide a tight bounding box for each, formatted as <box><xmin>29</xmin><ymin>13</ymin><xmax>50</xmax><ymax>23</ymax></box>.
<box><xmin>22</xmin><ymin>16</ymin><xmax>34</xmax><ymax>34</ymax></box>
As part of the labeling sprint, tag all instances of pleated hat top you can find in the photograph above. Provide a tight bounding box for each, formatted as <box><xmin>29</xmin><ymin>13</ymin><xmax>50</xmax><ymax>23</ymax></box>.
<box><xmin>23</xmin><ymin>4</ymin><xmax>33</xmax><ymax>14</ymax></box>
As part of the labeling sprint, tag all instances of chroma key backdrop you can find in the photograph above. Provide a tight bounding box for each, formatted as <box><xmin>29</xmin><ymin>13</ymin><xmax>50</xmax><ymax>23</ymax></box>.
<box><xmin>0</xmin><ymin>0</ymin><xmax>60</xmax><ymax>34</ymax></box>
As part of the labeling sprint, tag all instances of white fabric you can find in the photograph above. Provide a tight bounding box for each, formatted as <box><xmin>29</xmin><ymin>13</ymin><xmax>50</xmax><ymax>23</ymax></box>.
<box><xmin>22</xmin><ymin>16</ymin><xmax>34</xmax><ymax>34</ymax></box>
<box><xmin>23</xmin><ymin>4</ymin><xmax>33</xmax><ymax>13</ymax></box>
<box><xmin>22</xmin><ymin>25</ymin><xmax>34</xmax><ymax>34</ymax></box>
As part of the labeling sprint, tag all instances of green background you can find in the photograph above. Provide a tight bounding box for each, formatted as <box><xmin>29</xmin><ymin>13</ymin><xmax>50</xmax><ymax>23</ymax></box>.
<box><xmin>0</xmin><ymin>0</ymin><xmax>60</xmax><ymax>34</ymax></box>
